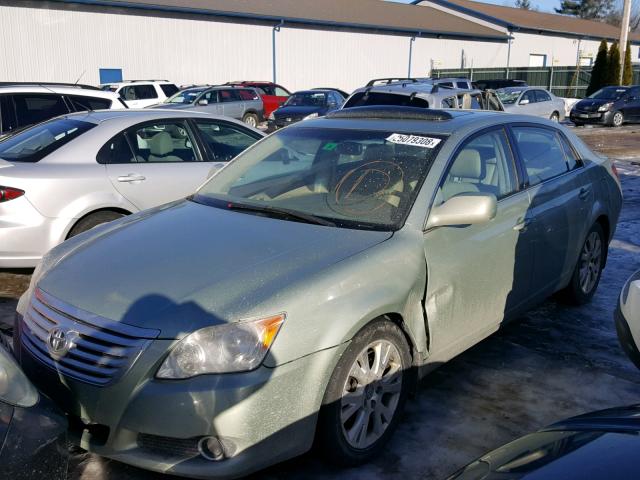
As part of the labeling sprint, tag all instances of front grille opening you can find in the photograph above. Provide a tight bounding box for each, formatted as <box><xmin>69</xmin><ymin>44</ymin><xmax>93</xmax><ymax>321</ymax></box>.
<box><xmin>138</xmin><ymin>433</ymin><xmax>200</xmax><ymax>458</ymax></box>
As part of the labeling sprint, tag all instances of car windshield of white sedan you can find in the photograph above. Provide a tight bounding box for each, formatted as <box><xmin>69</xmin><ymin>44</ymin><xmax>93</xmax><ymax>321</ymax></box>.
<box><xmin>496</xmin><ymin>89</ymin><xmax>522</xmax><ymax>105</ymax></box>
<box><xmin>166</xmin><ymin>88</ymin><xmax>205</xmax><ymax>104</ymax></box>
<box><xmin>194</xmin><ymin>128</ymin><xmax>445</xmax><ymax>230</ymax></box>
<box><xmin>0</xmin><ymin>118</ymin><xmax>95</xmax><ymax>163</ymax></box>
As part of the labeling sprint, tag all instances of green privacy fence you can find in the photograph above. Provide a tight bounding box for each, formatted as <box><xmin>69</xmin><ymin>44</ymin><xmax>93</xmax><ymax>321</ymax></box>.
<box><xmin>432</xmin><ymin>66</ymin><xmax>640</xmax><ymax>98</ymax></box>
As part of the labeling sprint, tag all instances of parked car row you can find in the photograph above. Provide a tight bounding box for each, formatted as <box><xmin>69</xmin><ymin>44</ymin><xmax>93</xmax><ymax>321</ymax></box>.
<box><xmin>5</xmin><ymin>102</ymin><xmax>624</xmax><ymax>478</ymax></box>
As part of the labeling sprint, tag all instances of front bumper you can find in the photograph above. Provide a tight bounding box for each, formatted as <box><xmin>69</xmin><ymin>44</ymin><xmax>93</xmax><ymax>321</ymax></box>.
<box><xmin>570</xmin><ymin>110</ymin><xmax>613</xmax><ymax>125</ymax></box>
<box><xmin>0</xmin><ymin>196</ymin><xmax>71</xmax><ymax>268</ymax></box>
<box><xmin>16</xmin><ymin>311</ymin><xmax>343</xmax><ymax>479</ymax></box>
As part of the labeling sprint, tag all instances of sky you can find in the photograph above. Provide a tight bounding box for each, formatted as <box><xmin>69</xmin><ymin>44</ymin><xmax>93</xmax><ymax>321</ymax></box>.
<box><xmin>389</xmin><ymin>0</ymin><xmax>562</xmax><ymax>13</ymax></box>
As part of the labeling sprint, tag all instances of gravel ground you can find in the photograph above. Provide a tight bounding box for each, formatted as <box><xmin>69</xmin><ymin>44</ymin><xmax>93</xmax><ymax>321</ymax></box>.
<box><xmin>1</xmin><ymin>126</ymin><xmax>639</xmax><ymax>480</ymax></box>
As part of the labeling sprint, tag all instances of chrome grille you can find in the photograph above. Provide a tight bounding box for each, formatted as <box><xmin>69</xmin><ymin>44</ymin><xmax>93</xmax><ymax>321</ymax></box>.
<box><xmin>20</xmin><ymin>288</ymin><xmax>160</xmax><ymax>386</ymax></box>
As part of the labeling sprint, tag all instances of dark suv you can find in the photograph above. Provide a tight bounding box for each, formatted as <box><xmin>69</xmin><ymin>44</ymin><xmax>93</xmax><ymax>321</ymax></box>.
<box><xmin>571</xmin><ymin>85</ymin><xmax>640</xmax><ymax>127</ymax></box>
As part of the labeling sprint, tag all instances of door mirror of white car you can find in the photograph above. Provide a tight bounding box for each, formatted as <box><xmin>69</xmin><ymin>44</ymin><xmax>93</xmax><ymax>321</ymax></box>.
<box><xmin>198</xmin><ymin>99</ymin><xmax>209</xmax><ymax>106</ymax></box>
<box><xmin>426</xmin><ymin>192</ymin><xmax>497</xmax><ymax>229</ymax></box>
<box><xmin>519</xmin><ymin>98</ymin><xmax>530</xmax><ymax>105</ymax></box>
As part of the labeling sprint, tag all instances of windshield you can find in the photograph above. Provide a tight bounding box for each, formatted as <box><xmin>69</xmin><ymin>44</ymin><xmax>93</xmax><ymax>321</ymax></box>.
<box><xmin>101</xmin><ymin>85</ymin><xmax>118</xmax><ymax>92</ymax></box>
<box><xmin>588</xmin><ymin>87</ymin><xmax>628</xmax><ymax>100</ymax></box>
<box><xmin>193</xmin><ymin>127</ymin><xmax>445</xmax><ymax>230</ymax></box>
<box><xmin>0</xmin><ymin>118</ymin><xmax>95</xmax><ymax>162</ymax></box>
<box><xmin>496</xmin><ymin>89</ymin><xmax>523</xmax><ymax>105</ymax></box>
<box><xmin>285</xmin><ymin>92</ymin><xmax>327</xmax><ymax>107</ymax></box>
<box><xmin>165</xmin><ymin>88</ymin><xmax>205</xmax><ymax>104</ymax></box>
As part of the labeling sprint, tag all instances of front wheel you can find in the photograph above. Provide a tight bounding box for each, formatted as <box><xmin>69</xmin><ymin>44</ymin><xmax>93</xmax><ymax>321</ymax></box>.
<box><xmin>316</xmin><ymin>319</ymin><xmax>412</xmax><ymax>466</ymax></box>
<box><xmin>610</xmin><ymin>111</ymin><xmax>624</xmax><ymax>127</ymax></box>
<box><xmin>242</xmin><ymin>113</ymin><xmax>258</xmax><ymax>128</ymax></box>
<box><xmin>560</xmin><ymin>223</ymin><xmax>606</xmax><ymax>305</ymax></box>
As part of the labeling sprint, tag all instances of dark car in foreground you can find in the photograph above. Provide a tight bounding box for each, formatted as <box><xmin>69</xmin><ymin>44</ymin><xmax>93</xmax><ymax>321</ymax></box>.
<box><xmin>15</xmin><ymin>107</ymin><xmax>620</xmax><ymax>479</ymax></box>
<box><xmin>0</xmin><ymin>344</ymin><xmax>67</xmax><ymax>479</ymax></box>
<box><xmin>267</xmin><ymin>89</ymin><xmax>344</xmax><ymax>131</ymax></box>
<box><xmin>570</xmin><ymin>86</ymin><xmax>640</xmax><ymax>127</ymax></box>
<box><xmin>448</xmin><ymin>405</ymin><xmax>640</xmax><ymax>479</ymax></box>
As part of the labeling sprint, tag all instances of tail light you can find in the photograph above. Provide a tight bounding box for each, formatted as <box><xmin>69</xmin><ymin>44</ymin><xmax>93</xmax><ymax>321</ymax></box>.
<box><xmin>0</xmin><ymin>186</ymin><xmax>25</xmax><ymax>203</ymax></box>
<box><xmin>611</xmin><ymin>163</ymin><xmax>620</xmax><ymax>181</ymax></box>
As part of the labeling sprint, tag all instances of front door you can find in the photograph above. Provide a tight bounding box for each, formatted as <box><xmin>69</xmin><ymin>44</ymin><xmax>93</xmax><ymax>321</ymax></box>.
<box><xmin>104</xmin><ymin>120</ymin><xmax>211</xmax><ymax>210</ymax></box>
<box><xmin>423</xmin><ymin>127</ymin><xmax>533</xmax><ymax>359</ymax></box>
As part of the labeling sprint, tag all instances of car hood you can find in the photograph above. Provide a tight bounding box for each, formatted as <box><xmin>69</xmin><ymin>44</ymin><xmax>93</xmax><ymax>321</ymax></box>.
<box><xmin>574</xmin><ymin>98</ymin><xmax>615</xmax><ymax>110</ymax></box>
<box><xmin>37</xmin><ymin>200</ymin><xmax>391</xmax><ymax>338</ymax></box>
<box><xmin>274</xmin><ymin>105</ymin><xmax>325</xmax><ymax>118</ymax></box>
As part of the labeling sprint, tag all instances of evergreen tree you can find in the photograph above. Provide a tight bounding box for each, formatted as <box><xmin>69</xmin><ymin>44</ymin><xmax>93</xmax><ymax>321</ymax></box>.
<box><xmin>556</xmin><ymin>0</ymin><xmax>614</xmax><ymax>19</ymax></box>
<box><xmin>586</xmin><ymin>40</ymin><xmax>608</xmax><ymax>96</ymax></box>
<box><xmin>605</xmin><ymin>42</ymin><xmax>621</xmax><ymax>86</ymax></box>
<box><xmin>515</xmin><ymin>0</ymin><xmax>532</xmax><ymax>9</ymax></box>
<box><xmin>622</xmin><ymin>40</ymin><xmax>633</xmax><ymax>86</ymax></box>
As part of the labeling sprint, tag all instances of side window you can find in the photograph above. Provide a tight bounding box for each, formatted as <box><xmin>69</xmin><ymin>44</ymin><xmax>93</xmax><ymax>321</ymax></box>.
<box><xmin>97</xmin><ymin>132</ymin><xmax>135</xmax><ymax>164</ymax></box>
<box><xmin>512</xmin><ymin>127</ymin><xmax>569</xmax><ymax>185</ymax></box>
<box><xmin>120</xmin><ymin>86</ymin><xmax>136</xmax><ymax>100</ymax></box>
<box><xmin>12</xmin><ymin>94</ymin><xmax>69</xmax><ymax>128</ymax></box>
<box><xmin>238</xmin><ymin>89</ymin><xmax>259</xmax><ymax>101</ymax></box>
<box><xmin>441</xmin><ymin>97</ymin><xmax>457</xmax><ymax>108</ymax></box>
<box><xmin>439</xmin><ymin>82</ymin><xmax>454</xmax><ymax>88</ymax></box>
<box><xmin>557</xmin><ymin>133</ymin><xmax>580</xmax><ymax>171</ymax></box>
<box><xmin>456</xmin><ymin>81</ymin><xmax>469</xmax><ymax>89</ymax></box>
<box><xmin>219</xmin><ymin>89</ymin><xmax>241</xmax><ymax>103</ymax></box>
<box><xmin>68</xmin><ymin>95</ymin><xmax>112</xmax><ymax>111</ymax></box>
<box><xmin>439</xmin><ymin>129</ymin><xmax>517</xmax><ymax>204</ymax></box>
<box><xmin>126</xmin><ymin>121</ymin><xmax>199</xmax><ymax>163</ymax></box>
<box><xmin>522</xmin><ymin>91</ymin><xmax>537</xmax><ymax>104</ymax></box>
<box><xmin>274</xmin><ymin>86</ymin><xmax>289</xmax><ymax>97</ymax></box>
<box><xmin>535</xmin><ymin>90</ymin><xmax>551</xmax><ymax>102</ymax></box>
<box><xmin>260</xmin><ymin>85</ymin><xmax>275</xmax><ymax>96</ymax></box>
<box><xmin>194</xmin><ymin>120</ymin><xmax>259</xmax><ymax>161</ymax></box>
<box><xmin>133</xmin><ymin>85</ymin><xmax>158</xmax><ymax>100</ymax></box>
<box><xmin>203</xmin><ymin>90</ymin><xmax>218</xmax><ymax>103</ymax></box>
<box><xmin>160</xmin><ymin>84</ymin><xmax>179</xmax><ymax>97</ymax></box>
<box><xmin>0</xmin><ymin>95</ymin><xmax>17</xmax><ymax>133</ymax></box>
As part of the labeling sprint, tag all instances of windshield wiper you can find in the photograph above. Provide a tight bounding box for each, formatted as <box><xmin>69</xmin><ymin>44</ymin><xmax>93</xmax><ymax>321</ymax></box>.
<box><xmin>226</xmin><ymin>202</ymin><xmax>335</xmax><ymax>227</ymax></box>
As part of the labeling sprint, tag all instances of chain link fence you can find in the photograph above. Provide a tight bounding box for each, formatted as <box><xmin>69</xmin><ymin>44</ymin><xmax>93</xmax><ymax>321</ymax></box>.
<box><xmin>432</xmin><ymin>66</ymin><xmax>640</xmax><ymax>98</ymax></box>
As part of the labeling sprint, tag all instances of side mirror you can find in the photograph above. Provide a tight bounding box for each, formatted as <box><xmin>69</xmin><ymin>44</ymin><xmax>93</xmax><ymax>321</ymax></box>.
<box><xmin>426</xmin><ymin>193</ymin><xmax>497</xmax><ymax>229</ymax></box>
<box><xmin>519</xmin><ymin>98</ymin><xmax>530</xmax><ymax>105</ymax></box>
<box><xmin>198</xmin><ymin>99</ymin><xmax>209</xmax><ymax>106</ymax></box>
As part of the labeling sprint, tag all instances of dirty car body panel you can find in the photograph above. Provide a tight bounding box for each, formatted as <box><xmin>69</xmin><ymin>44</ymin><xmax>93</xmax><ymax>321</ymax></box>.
<box><xmin>15</xmin><ymin>108</ymin><xmax>621</xmax><ymax>478</ymax></box>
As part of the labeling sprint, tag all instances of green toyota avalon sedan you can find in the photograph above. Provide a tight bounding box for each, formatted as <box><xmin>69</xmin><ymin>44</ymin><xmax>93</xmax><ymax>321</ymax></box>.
<box><xmin>14</xmin><ymin>106</ymin><xmax>622</xmax><ymax>478</ymax></box>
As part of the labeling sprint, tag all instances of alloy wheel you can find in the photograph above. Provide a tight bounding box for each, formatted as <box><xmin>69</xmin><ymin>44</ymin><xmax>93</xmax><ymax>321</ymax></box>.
<box><xmin>613</xmin><ymin>112</ymin><xmax>624</xmax><ymax>127</ymax></box>
<box><xmin>579</xmin><ymin>231</ymin><xmax>602</xmax><ymax>294</ymax></box>
<box><xmin>340</xmin><ymin>340</ymin><xmax>403</xmax><ymax>450</ymax></box>
<box><xmin>550</xmin><ymin>112</ymin><xmax>559</xmax><ymax>122</ymax></box>
<box><xmin>244</xmin><ymin>115</ymin><xmax>257</xmax><ymax>127</ymax></box>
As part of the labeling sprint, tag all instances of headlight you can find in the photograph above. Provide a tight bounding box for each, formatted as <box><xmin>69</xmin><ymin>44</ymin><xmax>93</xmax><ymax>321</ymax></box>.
<box><xmin>0</xmin><ymin>347</ymin><xmax>38</xmax><ymax>408</ymax></box>
<box><xmin>598</xmin><ymin>102</ymin><xmax>613</xmax><ymax>112</ymax></box>
<box><xmin>268</xmin><ymin>112</ymin><xmax>275</xmax><ymax>121</ymax></box>
<box><xmin>303</xmin><ymin>112</ymin><xmax>319</xmax><ymax>120</ymax></box>
<box><xmin>157</xmin><ymin>313</ymin><xmax>285</xmax><ymax>379</ymax></box>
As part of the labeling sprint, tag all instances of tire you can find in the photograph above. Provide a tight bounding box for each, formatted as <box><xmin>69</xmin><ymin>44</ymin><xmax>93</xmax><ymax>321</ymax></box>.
<box><xmin>610</xmin><ymin>111</ymin><xmax>624</xmax><ymax>128</ymax></box>
<box><xmin>242</xmin><ymin>113</ymin><xmax>258</xmax><ymax>128</ymax></box>
<box><xmin>550</xmin><ymin>112</ymin><xmax>560</xmax><ymax>122</ymax></box>
<box><xmin>67</xmin><ymin>211</ymin><xmax>125</xmax><ymax>238</ymax></box>
<box><xmin>615</xmin><ymin>304</ymin><xmax>640</xmax><ymax>370</ymax></box>
<box><xmin>316</xmin><ymin>319</ymin><xmax>412</xmax><ymax>466</ymax></box>
<box><xmin>560</xmin><ymin>223</ymin><xmax>606</xmax><ymax>305</ymax></box>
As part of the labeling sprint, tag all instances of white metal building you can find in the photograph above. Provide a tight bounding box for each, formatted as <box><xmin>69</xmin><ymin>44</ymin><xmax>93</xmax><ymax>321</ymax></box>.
<box><xmin>0</xmin><ymin>0</ymin><xmax>637</xmax><ymax>92</ymax></box>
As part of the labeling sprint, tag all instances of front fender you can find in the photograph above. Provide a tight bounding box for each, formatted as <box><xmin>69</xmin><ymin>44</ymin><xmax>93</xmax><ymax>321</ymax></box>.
<box><xmin>265</xmin><ymin>228</ymin><xmax>428</xmax><ymax>366</ymax></box>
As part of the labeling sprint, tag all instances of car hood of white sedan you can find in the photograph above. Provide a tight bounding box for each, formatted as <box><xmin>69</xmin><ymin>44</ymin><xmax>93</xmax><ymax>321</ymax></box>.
<box><xmin>37</xmin><ymin>199</ymin><xmax>392</xmax><ymax>338</ymax></box>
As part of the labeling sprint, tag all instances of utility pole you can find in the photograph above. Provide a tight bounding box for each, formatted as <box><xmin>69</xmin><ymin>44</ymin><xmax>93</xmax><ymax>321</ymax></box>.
<box><xmin>619</xmin><ymin>0</ymin><xmax>632</xmax><ymax>83</ymax></box>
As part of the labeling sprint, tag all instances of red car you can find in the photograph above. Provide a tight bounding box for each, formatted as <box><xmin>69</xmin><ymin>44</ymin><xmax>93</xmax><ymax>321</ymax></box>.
<box><xmin>225</xmin><ymin>81</ymin><xmax>290</xmax><ymax>117</ymax></box>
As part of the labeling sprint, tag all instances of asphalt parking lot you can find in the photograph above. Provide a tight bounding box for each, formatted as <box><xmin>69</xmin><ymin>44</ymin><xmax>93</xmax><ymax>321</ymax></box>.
<box><xmin>1</xmin><ymin>125</ymin><xmax>639</xmax><ymax>480</ymax></box>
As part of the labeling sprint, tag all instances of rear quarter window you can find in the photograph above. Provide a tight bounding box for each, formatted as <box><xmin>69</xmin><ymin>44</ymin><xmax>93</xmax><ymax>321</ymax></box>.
<box><xmin>160</xmin><ymin>84</ymin><xmax>179</xmax><ymax>97</ymax></box>
<box><xmin>68</xmin><ymin>95</ymin><xmax>112</xmax><ymax>111</ymax></box>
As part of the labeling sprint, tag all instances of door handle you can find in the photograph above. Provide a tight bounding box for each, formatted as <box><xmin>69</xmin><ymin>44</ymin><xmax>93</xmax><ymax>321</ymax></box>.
<box><xmin>117</xmin><ymin>174</ymin><xmax>146</xmax><ymax>183</ymax></box>
<box><xmin>514</xmin><ymin>218</ymin><xmax>533</xmax><ymax>232</ymax></box>
<box><xmin>579</xmin><ymin>187</ymin><xmax>591</xmax><ymax>200</ymax></box>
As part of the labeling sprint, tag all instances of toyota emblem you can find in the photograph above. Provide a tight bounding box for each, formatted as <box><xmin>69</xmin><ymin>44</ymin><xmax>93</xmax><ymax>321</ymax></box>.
<box><xmin>47</xmin><ymin>328</ymin><xmax>75</xmax><ymax>356</ymax></box>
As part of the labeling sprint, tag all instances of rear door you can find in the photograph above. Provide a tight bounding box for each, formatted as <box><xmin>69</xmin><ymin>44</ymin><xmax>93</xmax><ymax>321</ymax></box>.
<box><xmin>623</xmin><ymin>87</ymin><xmax>640</xmax><ymax>120</ymax></box>
<box><xmin>218</xmin><ymin>89</ymin><xmax>243</xmax><ymax>119</ymax></box>
<box><xmin>102</xmin><ymin>119</ymin><xmax>211</xmax><ymax>210</ymax></box>
<box><xmin>510</xmin><ymin>125</ymin><xmax>585</xmax><ymax>298</ymax></box>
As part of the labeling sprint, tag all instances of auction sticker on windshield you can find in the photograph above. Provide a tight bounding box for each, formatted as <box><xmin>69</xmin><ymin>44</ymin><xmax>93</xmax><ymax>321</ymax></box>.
<box><xmin>386</xmin><ymin>134</ymin><xmax>441</xmax><ymax>149</ymax></box>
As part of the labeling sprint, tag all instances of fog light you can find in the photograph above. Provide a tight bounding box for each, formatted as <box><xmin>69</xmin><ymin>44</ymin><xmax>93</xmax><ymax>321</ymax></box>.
<box><xmin>198</xmin><ymin>436</ymin><xmax>225</xmax><ymax>461</ymax></box>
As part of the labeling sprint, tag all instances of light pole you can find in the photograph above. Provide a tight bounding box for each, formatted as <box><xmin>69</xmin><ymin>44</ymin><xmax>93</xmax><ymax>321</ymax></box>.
<box><xmin>272</xmin><ymin>20</ymin><xmax>284</xmax><ymax>84</ymax></box>
<box><xmin>619</xmin><ymin>0</ymin><xmax>632</xmax><ymax>83</ymax></box>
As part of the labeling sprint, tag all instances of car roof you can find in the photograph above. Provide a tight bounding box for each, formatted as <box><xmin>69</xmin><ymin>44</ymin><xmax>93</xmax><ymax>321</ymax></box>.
<box><xmin>351</xmin><ymin>83</ymin><xmax>481</xmax><ymax>100</ymax></box>
<box><xmin>294</xmin><ymin>106</ymin><xmax>549</xmax><ymax>136</ymax></box>
<box><xmin>59</xmin><ymin>109</ymin><xmax>231</xmax><ymax>124</ymax></box>
<box><xmin>0</xmin><ymin>85</ymin><xmax>120</xmax><ymax>99</ymax></box>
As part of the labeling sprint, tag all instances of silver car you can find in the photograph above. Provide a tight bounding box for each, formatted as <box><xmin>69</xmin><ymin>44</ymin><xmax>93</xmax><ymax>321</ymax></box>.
<box><xmin>15</xmin><ymin>107</ymin><xmax>621</xmax><ymax>478</ymax></box>
<box><xmin>498</xmin><ymin>87</ymin><xmax>566</xmax><ymax>122</ymax></box>
<box><xmin>158</xmin><ymin>86</ymin><xmax>265</xmax><ymax>127</ymax></box>
<box><xmin>0</xmin><ymin>109</ymin><xmax>263</xmax><ymax>267</ymax></box>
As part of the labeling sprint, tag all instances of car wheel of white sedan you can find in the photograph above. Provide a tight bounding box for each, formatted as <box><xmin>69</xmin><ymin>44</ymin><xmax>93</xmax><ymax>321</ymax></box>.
<box><xmin>550</xmin><ymin>112</ymin><xmax>559</xmax><ymax>122</ymax></box>
<box><xmin>317</xmin><ymin>319</ymin><xmax>412</xmax><ymax>466</ymax></box>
